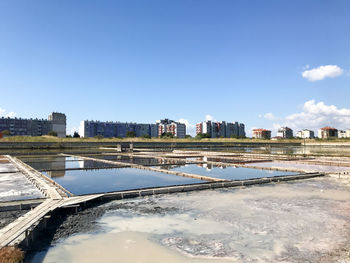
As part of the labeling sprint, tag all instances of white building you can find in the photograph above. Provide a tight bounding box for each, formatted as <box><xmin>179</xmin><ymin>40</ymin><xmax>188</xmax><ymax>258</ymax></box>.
<box><xmin>296</xmin><ymin>129</ymin><xmax>315</xmax><ymax>139</ymax></box>
<box><xmin>347</xmin><ymin>129</ymin><xmax>350</xmax><ymax>138</ymax></box>
<box><xmin>338</xmin><ymin>130</ymin><xmax>347</xmax><ymax>138</ymax></box>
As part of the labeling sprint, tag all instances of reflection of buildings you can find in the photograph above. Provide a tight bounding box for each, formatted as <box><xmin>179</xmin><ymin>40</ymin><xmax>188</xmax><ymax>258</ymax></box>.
<box><xmin>47</xmin><ymin>170</ymin><xmax>66</xmax><ymax>178</ymax></box>
<box><xmin>46</xmin><ymin>157</ymin><xmax>66</xmax><ymax>178</ymax></box>
<box><xmin>196</xmin><ymin>162</ymin><xmax>227</xmax><ymax>170</ymax></box>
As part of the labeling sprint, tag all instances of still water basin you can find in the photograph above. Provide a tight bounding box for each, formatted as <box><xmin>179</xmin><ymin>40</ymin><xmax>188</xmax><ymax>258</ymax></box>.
<box><xmin>42</xmin><ymin>168</ymin><xmax>206</xmax><ymax>195</ymax></box>
<box><xmin>24</xmin><ymin>158</ymin><xmax>123</xmax><ymax>171</ymax></box>
<box><xmin>161</xmin><ymin>164</ymin><xmax>297</xmax><ymax>180</ymax></box>
<box><xmin>84</xmin><ymin>154</ymin><xmax>185</xmax><ymax>166</ymax></box>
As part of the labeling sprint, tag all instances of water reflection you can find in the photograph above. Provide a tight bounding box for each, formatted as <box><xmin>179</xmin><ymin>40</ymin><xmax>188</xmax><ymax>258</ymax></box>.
<box><xmin>89</xmin><ymin>154</ymin><xmax>186</xmax><ymax>166</ymax></box>
<box><xmin>42</xmin><ymin>168</ymin><xmax>205</xmax><ymax>195</ymax></box>
<box><xmin>22</xmin><ymin>156</ymin><xmax>125</xmax><ymax>178</ymax></box>
<box><xmin>161</xmin><ymin>164</ymin><xmax>296</xmax><ymax>180</ymax></box>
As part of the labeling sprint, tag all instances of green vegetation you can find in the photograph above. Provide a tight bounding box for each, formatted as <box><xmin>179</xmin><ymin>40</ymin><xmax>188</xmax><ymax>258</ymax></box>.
<box><xmin>140</xmin><ymin>134</ymin><xmax>151</xmax><ymax>139</ymax></box>
<box><xmin>93</xmin><ymin>135</ymin><xmax>104</xmax><ymax>139</ymax></box>
<box><xmin>195</xmin><ymin>133</ymin><xmax>210</xmax><ymax>139</ymax></box>
<box><xmin>1</xmin><ymin>130</ymin><xmax>10</xmax><ymax>136</ymax></box>
<box><xmin>73</xmin><ymin>131</ymin><xmax>80</xmax><ymax>138</ymax></box>
<box><xmin>230</xmin><ymin>135</ymin><xmax>247</xmax><ymax>139</ymax></box>
<box><xmin>47</xmin><ymin>131</ymin><xmax>57</xmax><ymax>137</ymax></box>
<box><xmin>126</xmin><ymin>131</ymin><xmax>136</xmax><ymax>138</ymax></box>
<box><xmin>160</xmin><ymin>132</ymin><xmax>174</xmax><ymax>138</ymax></box>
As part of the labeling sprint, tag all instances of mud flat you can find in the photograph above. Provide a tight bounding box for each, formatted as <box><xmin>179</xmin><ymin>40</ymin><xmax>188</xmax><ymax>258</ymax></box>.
<box><xmin>0</xmin><ymin>210</ymin><xmax>27</xmax><ymax>229</ymax></box>
<box><xmin>28</xmin><ymin>177</ymin><xmax>350</xmax><ymax>263</ymax></box>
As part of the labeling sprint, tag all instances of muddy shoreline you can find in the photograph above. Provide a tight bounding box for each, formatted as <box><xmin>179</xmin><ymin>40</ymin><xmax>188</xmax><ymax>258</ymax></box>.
<box><xmin>25</xmin><ymin>180</ymin><xmax>350</xmax><ymax>262</ymax></box>
<box><xmin>0</xmin><ymin>210</ymin><xmax>27</xmax><ymax>229</ymax></box>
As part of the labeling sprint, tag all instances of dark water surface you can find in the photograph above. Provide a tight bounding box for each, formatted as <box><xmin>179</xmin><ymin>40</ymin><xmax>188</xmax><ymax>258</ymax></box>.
<box><xmin>42</xmin><ymin>168</ymin><xmax>205</xmax><ymax>195</ymax></box>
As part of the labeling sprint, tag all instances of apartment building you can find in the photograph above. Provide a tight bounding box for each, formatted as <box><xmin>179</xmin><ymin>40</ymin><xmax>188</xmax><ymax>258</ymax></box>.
<box><xmin>0</xmin><ymin>112</ymin><xmax>66</xmax><ymax>138</ymax></box>
<box><xmin>196</xmin><ymin>120</ymin><xmax>245</xmax><ymax>138</ymax></box>
<box><xmin>338</xmin><ymin>130</ymin><xmax>347</xmax><ymax>138</ymax></box>
<box><xmin>277</xmin><ymin>127</ymin><xmax>293</xmax><ymax>139</ymax></box>
<box><xmin>296</xmin><ymin>129</ymin><xmax>315</xmax><ymax>139</ymax></box>
<box><xmin>252</xmin><ymin>129</ymin><xmax>271</xmax><ymax>139</ymax></box>
<box><xmin>318</xmin><ymin>127</ymin><xmax>338</xmax><ymax>139</ymax></box>
<box><xmin>156</xmin><ymin>119</ymin><xmax>186</xmax><ymax>138</ymax></box>
<box><xmin>80</xmin><ymin>120</ymin><xmax>158</xmax><ymax>138</ymax></box>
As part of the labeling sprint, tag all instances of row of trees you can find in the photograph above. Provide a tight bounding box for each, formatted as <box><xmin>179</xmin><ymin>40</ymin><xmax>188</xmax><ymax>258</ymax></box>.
<box><xmin>195</xmin><ymin>133</ymin><xmax>247</xmax><ymax>139</ymax></box>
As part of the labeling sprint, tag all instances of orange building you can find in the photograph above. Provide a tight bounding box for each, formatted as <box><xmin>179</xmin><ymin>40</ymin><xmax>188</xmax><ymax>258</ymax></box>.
<box><xmin>252</xmin><ymin>128</ymin><xmax>271</xmax><ymax>139</ymax></box>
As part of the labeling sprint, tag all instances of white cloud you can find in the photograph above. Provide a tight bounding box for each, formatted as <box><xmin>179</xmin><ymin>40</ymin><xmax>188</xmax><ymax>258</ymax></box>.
<box><xmin>264</xmin><ymin>113</ymin><xmax>276</xmax><ymax>121</ymax></box>
<box><xmin>205</xmin><ymin>114</ymin><xmax>216</xmax><ymax>122</ymax></box>
<box><xmin>267</xmin><ymin>100</ymin><xmax>350</xmax><ymax>133</ymax></box>
<box><xmin>0</xmin><ymin>107</ymin><xmax>16</xmax><ymax>118</ymax></box>
<box><xmin>177</xmin><ymin>118</ymin><xmax>195</xmax><ymax>136</ymax></box>
<box><xmin>302</xmin><ymin>65</ymin><xmax>344</xmax><ymax>81</ymax></box>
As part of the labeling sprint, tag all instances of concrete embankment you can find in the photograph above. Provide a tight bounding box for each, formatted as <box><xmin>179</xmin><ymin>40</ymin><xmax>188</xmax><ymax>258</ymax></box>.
<box><xmin>63</xmin><ymin>154</ymin><xmax>225</xmax><ymax>182</ymax></box>
<box><xmin>98</xmin><ymin>172</ymin><xmax>324</xmax><ymax>201</ymax></box>
<box><xmin>0</xmin><ymin>141</ymin><xmax>301</xmax><ymax>150</ymax></box>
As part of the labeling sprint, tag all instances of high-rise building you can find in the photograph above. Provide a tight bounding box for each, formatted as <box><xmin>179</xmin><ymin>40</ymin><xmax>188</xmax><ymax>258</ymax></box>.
<box><xmin>196</xmin><ymin>120</ymin><xmax>245</xmax><ymax>138</ymax></box>
<box><xmin>156</xmin><ymin>119</ymin><xmax>186</xmax><ymax>138</ymax></box>
<box><xmin>79</xmin><ymin>120</ymin><xmax>159</xmax><ymax>138</ymax></box>
<box><xmin>0</xmin><ymin>112</ymin><xmax>66</xmax><ymax>137</ymax></box>
<box><xmin>276</xmin><ymin>127</ymin><xmax>293</xmax><ymax>139</ymax></box>
<box><xmin>48</xmin><ymin>112</ymin><xmax>67</xmax><ymax>138</ymax></box>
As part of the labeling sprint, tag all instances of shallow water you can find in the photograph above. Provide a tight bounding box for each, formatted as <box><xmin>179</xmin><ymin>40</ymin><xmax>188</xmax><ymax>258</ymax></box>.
<box><xmin>32</xmin><ymin>177</ymin><xmax>350</xmax><ymax>262</ymax></box>
<box><xmin>86</xmin><ymin>154</ymin><xmax>185</xmax><ymax>166</ymax></box>
<box><xmin>42</xmin><ymin>168</ymin><xmax>206</xmax><ymax>195</ymax></box>
<box><xmin>24</xmin><ymin>158</ymin><xmax>122</xmax><ymax>172</ymax></box>
<box><xmin>161</xmin><ymin>164</ymin><xmax>297</xmax><ymax>180</ymax></box>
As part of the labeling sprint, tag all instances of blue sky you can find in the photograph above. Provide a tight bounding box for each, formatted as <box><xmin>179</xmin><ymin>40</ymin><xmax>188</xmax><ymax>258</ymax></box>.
<box><xmin>0</xmin><ymin>0</ymin><xmax>349</xmax><ymax>136</ymax></box>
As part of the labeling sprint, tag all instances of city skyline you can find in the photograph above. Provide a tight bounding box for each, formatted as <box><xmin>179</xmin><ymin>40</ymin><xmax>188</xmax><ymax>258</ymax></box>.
<box><xmin>0</xmin><ymin>1</ymin><xmax>349</xmax><ymax>136</ymax></box>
